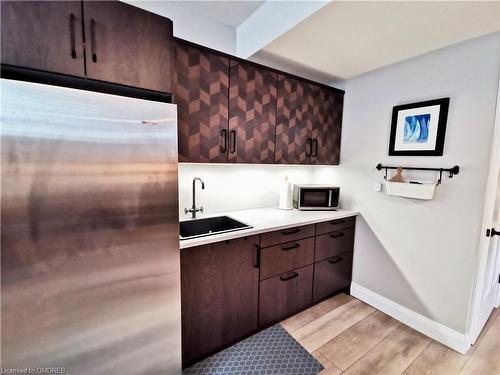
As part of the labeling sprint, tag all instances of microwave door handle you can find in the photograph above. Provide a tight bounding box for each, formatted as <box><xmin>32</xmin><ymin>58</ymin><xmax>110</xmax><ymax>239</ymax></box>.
<box><xmin>329</xmin><ymin>190</ymin><xmax>332</xmax><ymax>207</ymax></box>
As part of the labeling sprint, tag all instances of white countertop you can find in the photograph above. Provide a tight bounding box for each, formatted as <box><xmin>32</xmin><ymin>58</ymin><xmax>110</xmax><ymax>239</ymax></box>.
<box><xmin>179</xmin><ymin>207</ymin><xmax>359</xmax><ymax>249</ymax></box>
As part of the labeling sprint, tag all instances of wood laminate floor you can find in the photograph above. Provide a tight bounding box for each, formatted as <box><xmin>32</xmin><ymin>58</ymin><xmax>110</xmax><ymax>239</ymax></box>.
<box><xmin>280</xmin><ymin>293</ymin><xmax>500</xmax><ymax>375</ymax></box>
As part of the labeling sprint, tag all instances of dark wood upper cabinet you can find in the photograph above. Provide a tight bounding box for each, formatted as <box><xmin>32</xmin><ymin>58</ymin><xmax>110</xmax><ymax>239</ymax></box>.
<box><xmin>276</xmin><ymin>75</ymin><xmax>343</xmax><ymax>165</ymax></box>
<box><xmin>172</xmin><ymin>41</ymin><xmax>344</xmax><ymax>165</ymax></box>
<box><xmin>1</xmin><ymin>1</ymin><xmax>85</xmax><ymax>78</ymax></box>
<box><xmin>228</xmin><ymin>60</ymin><xmax>276</xmax><ymax>164</ymax></box>
<box><xmin>1</xmin><ymin>1</ymin><xmax>173</xmax><ymax>92</ymax></box>
<box><xmin>275</xmin><ymin>74</ymin><xmax>314</xmax><ymax>164</ymax></box>
<box><xmin>174</xmin><ymin>42</ymin><xmax>229</xmax><ymax>163</ymax></box>
<box><xmin>180</xmin><ymin>236</ymin><xmax>259</xmax><ymax>366</ymax></box>
<box><xmin>83</xmin><ymin>1</ymin><xmax>173</xmax><ymax>92</ymax></box>
<box><xmin>311</xmin><ymin>88</ymin><xmax>343</xmax><ymax>165</ymax></box>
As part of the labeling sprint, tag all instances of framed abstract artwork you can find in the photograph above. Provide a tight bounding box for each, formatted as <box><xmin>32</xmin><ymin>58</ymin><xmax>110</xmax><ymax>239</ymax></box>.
<box><xmin>389</xmin><ymin>98</ymin><xmax>450</xmax><ymax>156</ymax></box>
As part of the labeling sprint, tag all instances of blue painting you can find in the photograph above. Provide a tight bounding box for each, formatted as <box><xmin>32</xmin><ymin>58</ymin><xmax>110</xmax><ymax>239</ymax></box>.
<box><xmin>403</xmin><ymin>114</ymin><xmax>430</xmax><ymax>143</ymax></box>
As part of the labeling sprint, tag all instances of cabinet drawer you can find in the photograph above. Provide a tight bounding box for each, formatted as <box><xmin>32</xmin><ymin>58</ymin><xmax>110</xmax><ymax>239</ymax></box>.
<box><xmin>316</xmin><ymin>216</ymin><xmax>355</xmax><ymax>236</ymax></box>
<box><xmin>260</xmin><ymin>237</ymin><xmax>314</xmax><ymax>280</ymax></box>
<box><xmin>315</xmin><ymin>227</ymin><xmax>355</xmax><ymax>262</ymax></box>
<box><xmin>260</xmin><ymin>224</ymin><xmax>315</xmax><ymax>248</ymax></box>
<box><xmin>313</xmin><ymin>252</ymin><xmax>353</xmax><ymax>303</ymax></box>
<box><xmin>259</xmin><ymin>264</ymin><xmax>313</xmax><ymax>327</ymax></box>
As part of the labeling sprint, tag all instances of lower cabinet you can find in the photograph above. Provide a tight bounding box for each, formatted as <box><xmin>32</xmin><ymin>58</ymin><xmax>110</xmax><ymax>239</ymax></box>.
<box><xmin>180</xmin><ymin>236</ymin><xmax>260</xmax><ymax>366</ymax></box>
<box><xmin>315</xmin><ymin>227</ymin><xmax>355</xmax><ymax>262</ymax></box>
<box><xmin>259</xmin><ymin>265</ymin><xmax>314</xmax><ymax>327</ymax></box>
<box><xmin>180</xmin><ymin>217</ymin><xmax>355</xmax><ymax>366</ymax></box>
<box><xmin>260</xmin><ymin>237</ymin><xmax>315</xmax><ymax>280</ymax></box>
<box><xmin>313</xmin><ymin>252</ymin><xmax>353</xmax><ymax>303</ymax></box>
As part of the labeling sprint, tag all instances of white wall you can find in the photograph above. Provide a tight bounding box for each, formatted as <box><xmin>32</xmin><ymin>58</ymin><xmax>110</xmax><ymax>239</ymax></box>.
<box><xmin>124</xmin><ymin>1</ymin><xmax>236</xmax><ymax>54</ymax></box>
<box><xmin>178</xmin><ymin>164</ymin><xmax>341</xmax><ymax>218</ymax></box>
<box><xmin>316</xmin><ymin>33</ymin><xmax>500</xmax><ymax>334</ymax></box>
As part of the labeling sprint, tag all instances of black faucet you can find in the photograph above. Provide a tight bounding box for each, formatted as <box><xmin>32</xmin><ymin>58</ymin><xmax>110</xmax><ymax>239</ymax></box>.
<box><xmin>184</xmin><ymin>177</ymin><xmax>205</xmax><ymax>219</ymax></box>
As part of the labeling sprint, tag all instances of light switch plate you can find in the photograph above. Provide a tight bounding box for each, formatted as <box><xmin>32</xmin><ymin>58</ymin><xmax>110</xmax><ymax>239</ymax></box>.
<box><xmin>373</xmin><ymin>182</ymin><xmax>382</xmax><ymax>192</ymax></box>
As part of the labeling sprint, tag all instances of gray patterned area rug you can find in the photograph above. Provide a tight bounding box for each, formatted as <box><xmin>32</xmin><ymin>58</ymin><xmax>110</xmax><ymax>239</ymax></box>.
<box><xmin>183</xmin><ymin>324</ymin><xmax>324</xmax><ymax>375</ymax></box>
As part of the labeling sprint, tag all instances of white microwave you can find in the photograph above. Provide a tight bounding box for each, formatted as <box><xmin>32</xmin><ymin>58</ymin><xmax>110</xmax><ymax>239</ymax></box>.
<box><xmin>292</xmin><ymin>184</ymin><xmax>340</xmax><ymax>210</ymax></box>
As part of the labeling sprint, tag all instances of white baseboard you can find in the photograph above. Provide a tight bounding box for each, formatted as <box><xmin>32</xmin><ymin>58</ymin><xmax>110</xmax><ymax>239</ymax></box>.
<box><xmin>350</xmin><ymin>282</ymin><xmax>470</xmax><ymax>354</ymax></box>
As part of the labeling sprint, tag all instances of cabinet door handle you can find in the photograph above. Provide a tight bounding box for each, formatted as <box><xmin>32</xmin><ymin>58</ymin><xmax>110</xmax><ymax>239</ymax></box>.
<box><xmin>280</xmin><ymin>272</ymin><xmax>299</xmax><ymax>281</ymax></box>
<box><xmin>329</xmin><ymin>232</ymin><xmax>344</xmax><ymax>239</ymax></box>
<box><xmin>312</xmin><ymin>139</ymin><xmax>318</xmax><ymax>157</ymax></box>
<box><xmin>328</xmin><ymin>256</ymin><xmax>343</xmax><ymax>264</ymax></box>
<box><xmin>90</xmin><ymin>19</ymin><xmax>97</xmax><ymax>63</ymax></box>
<box><xmin>306</xmin><ymin>138</ymin><xmax>313</xmax><ymax>157</ymax></box>
<box><xmin>281</xmin><ymin>228</ymin><xmax>300</xmax><ymax>235</ymax></box>
<box><xmin>254</xmin><ymin>244</ymin><xmax>261</xmax><ymax>268</ymax></box>
<box><xmin>230</xmin><ymin>130</ymin><xmax>236</xmax><ymax>153</ymax></box>
<box><xmin>220</xmin><ymin>129</ymin><xmax>227</xmax><ymax>153</ymax></box>
<box><xmin>281</xmin><ymin>242</ymin><xmax>300</xmax><ymax>251</ymax></box>
<box><xmin>69</xmin><ymin>14</ymin><xmax>77</xmax><ymax>58</ymax></box>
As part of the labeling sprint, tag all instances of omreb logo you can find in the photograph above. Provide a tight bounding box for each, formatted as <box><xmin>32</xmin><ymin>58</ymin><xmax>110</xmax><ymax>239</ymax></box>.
<box><xmin>142</xmin><ymin>120</ymin><xmax>158</xmax><ymax>126</ymax></box>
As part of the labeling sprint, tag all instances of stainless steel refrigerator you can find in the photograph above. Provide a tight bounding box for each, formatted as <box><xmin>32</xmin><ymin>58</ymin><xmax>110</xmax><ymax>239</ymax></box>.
<box><xmin>1</xmin><ymin>79</ymin><xmax>182</xmax><ymax>374</ymax></box>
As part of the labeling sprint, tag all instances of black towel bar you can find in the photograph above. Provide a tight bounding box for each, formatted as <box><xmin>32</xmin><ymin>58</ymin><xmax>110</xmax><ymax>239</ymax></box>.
<box><xmin>376</xmin><ymin>163</ymin><xmax>460</xmax><ymax>184</ymax></box>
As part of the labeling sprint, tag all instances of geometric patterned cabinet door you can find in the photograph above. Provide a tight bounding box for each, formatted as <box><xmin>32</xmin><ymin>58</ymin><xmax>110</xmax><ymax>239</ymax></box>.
<box><xmin>229</xmin><ymin>60</ymin><xmax>277</xmax><ymax>164</ymax></box>
<box><xmin>311</xmin><ymin>87</ymin><xmax>343</xmax><ymax>165</ymax></box>
<box><xmin>276</xmin><ymin>74</ymin><xmax>344</xmax><ymax>166</ymax></box>
<box><xmin>174</xmin><ymin>42</ymin><xmax>229</xmax><ymax>163</ymax></box>
<box><xmin>275</xmin><ymin>74</ymin><xmax>315</xmax><ymax>164</ymax></box>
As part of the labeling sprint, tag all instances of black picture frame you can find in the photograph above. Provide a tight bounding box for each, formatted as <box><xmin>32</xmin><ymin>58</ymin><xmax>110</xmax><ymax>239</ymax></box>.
<box><xmin>388</xmin><ymin>97</ymin><xmax>450</xmax><ymax>156</ymax></box>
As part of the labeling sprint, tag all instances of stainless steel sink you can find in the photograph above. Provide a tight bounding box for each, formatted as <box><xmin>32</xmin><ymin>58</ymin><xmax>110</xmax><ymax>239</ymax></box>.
<box><xmin>179</xmin><ymin>216</ymin><xmax>253</xmax><ymax>240</ymax></box>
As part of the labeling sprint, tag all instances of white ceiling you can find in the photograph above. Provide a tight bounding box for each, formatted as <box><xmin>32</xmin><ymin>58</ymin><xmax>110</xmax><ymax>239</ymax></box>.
<box><xmin>258</xmin><ymin>1</ymin><xmax>500</xmax><ymax>80</ymax></box>
<box><xmin>129</xmin><ymin>1</ymin><xmax>500</xmax><ymax>82</ymax></box>
<box><xmin>168</xmin><ymin>1</ymin><xmax>264</xmax><ymax>27</ymax></box>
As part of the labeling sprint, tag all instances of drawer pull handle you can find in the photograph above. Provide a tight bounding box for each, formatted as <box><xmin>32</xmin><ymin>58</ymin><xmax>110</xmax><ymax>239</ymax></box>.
<box><xmin>280</xmin><ymin>272</ymin><xmax>299</xmax><ymax>281</ymax></box>
<box><xmin>281</xmin><ymin>243</ymin><xmax>300</xmax><ymax>251</ymax></box>
<box><xmin>328</xmin><ymin>256</ymin><xmax>343</xmax><ymax>264</ymax></box>
<box><xmin>329</xmin><ymin>219</ymin><xmax>346</xmax><ymax>225</ymax></box>
<box><xmin>329</xmin><ymin>233</ymin><xmax>344</xmax><ymax>239</ymax></box>
<box><xmin>282</xmin><ymin>228</ymin><xmax>300</xmax><ymax>235</ymax></box>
